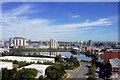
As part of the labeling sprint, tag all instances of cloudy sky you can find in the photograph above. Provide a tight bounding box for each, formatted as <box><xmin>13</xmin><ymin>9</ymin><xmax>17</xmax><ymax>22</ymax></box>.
<box><xmin>1</xmin><ymin>2</ymin><xmax>118</xmax><ymax>41</ymax></box>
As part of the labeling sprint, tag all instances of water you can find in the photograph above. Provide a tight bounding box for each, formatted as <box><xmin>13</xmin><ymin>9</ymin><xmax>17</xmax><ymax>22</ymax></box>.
<box><xmin>57</xmin><ymin>52</ymin><xmax>92</xmax><ymax>61</ymax></box>
<box><xmin>24</xmin><ymin>52</ymin><xmax>92</xmax><ymax>61</ymax></box>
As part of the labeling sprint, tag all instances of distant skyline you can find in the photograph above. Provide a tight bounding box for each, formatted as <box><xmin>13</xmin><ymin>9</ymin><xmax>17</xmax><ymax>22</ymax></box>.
<box><xmin>1</xmin><ymin>2</ymin><xmax>118</xmax><ymax>41</ymax></box>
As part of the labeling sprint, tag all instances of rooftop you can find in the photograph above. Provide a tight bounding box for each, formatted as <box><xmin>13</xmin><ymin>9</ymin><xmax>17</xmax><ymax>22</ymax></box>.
<box><xmin>20</xmin><ymin>64</ymin><xmax>50</xmax><ymax>78</ymax></box>
<box><xmin>109</xmin><ymin>58</ymin><xmax>120</xmax><ymax>67</ymax></box>
<box><xmin>0</xmin><ymin>56</ymin><xmax>55</xmax><ymax>63</ymax></box>
<box><xmin>14</xmin><ymin>37</ymin><xmax>26</xmax><ymax>39</ymax></box>
<box><xmin>0</xmin><ymin>62</ymin><xmax>13</xmax><ymax>70</ymax></box>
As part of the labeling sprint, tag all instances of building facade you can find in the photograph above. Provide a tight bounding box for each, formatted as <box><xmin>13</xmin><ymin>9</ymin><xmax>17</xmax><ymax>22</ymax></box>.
<box><xmin>13</xmin><ymin>37</ymin><xmax>27</xmax><ymax>48</ymax></box>
<box><xmin>50</xmin><ymin>39</ymin><xmax>58</xmax><ymax>49</ymax></box>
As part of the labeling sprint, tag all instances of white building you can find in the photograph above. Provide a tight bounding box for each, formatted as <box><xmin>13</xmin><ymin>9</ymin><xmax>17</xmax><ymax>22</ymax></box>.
<box><xmin>0</xmin><ymin>48</ymin><xmax>9</xmax><ymax>53</ymax></box>
<box><xmin>1</xmin><ymin>38</ymin><xmax>4</xmax><ymax>47</ymax></box>
<box><xmin>0</xmin><ymin>56</ymin><xmax>55</xmax><ymax>63</ymax></box>
<box><xmin>13</xmin><ymin>37</ymin><xmax>27</xmax><ymax>48</ymax></box>
<box><xmin>50</xmin><ymin>39</ymin><xmax>58</xmax><ymax>49</ymax></box>
<box><xmin>0</xmin><ymin>62</ymin><xmax>13</xmax><ymax>70</ymax></box>
<box><xmin>20</xmin><ymin>64</ymin><xmax>50</xmax><ymax>78</ymax></box>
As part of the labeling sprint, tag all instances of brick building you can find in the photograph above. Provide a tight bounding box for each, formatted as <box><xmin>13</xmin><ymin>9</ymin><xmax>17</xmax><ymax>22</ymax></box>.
<box><xmin>104</xmin><ymin>51</ymin><xmax>120</xmax><ymax>64</ymax></box>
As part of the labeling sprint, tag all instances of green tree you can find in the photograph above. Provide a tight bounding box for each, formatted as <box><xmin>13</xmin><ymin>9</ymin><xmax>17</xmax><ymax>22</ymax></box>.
<box><xmin>55</xmin><ymin>54</ymin><xmax>62</xmax><ymax>62</ymax></box>
<box><xmin>89</xmin><ymin>64</ymin><xmax>96</xmax><ymax>75</ymax></box>
<box><xmin>45</xmin><ymin>64</ymin><xmax>65</xmax><ymax>80</ymax></box>
<box><xmin>39</xmin><ymin>75</ymin><xmax>44</xmax><ymax>80</ymax></box>
<box><xmin>14</xmin><ymin>68</ymin><xmax>38</xmax><ymax>80</ymax></box>
<box><xmin>87</xmin><ymin>75</ymin><xmax>96</xmax><ymax>80</ymax></box>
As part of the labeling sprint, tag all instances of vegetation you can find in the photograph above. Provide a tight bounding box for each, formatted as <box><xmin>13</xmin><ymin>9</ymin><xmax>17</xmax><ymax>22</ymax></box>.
<box><xmin>1</xmin><ymin>52</ymin><xmax>80</xmax><ymax>80</ymax></box>
<box><xmin>67</xmin><ymin>55</ymin><xmax>80</xmax><ymax>69</ymax></box>
<box><xmin>2</xmin><ymin>68</ymin><xmax>38</xmax><ymax>80</ymax></box>
<box><xmin>91</xmin><ymin>57</ymin><xmax>104</xmax><ymax>68</ymax></box>
<box><xmin>10</xmin><ymin>48</ymin><xmax>71</xmax><ymax>52</ymax></box>
<box><xmin>1</xmin><ymin>59</ymin><xmax>34</xmax><ymax>68</ymax></box>
<box><xmin>89</xmin><ymin>64</ymin><xmax>96</xmax><ymax>75</ymax></box>
<box><xmin>87</xmin><ymin>75</ymin><xmax>96</xmax><ymax>80</ymax></box>
<box><xmin>55</xmin><ymin>54</ymin><xmax>62</xmax><ymax>62</ymax></box>
<box><xmin>87</xmin><ymin>64</ymin><xmax>96</xmax><ymax>80</ymax></box>
<box><xmin>99</xmin><ymin>61</ymin><xmax>112</xmax><ymax>79</ymax></box>
<box><xmin>14</xmin><ymin>61</ymin><xmax>34</xmax><ymax>68</ymax></box>
<box><xmin>45</xmin><ymin>64</ymin><xmax>65</xmax><ymax>80</ymax></box>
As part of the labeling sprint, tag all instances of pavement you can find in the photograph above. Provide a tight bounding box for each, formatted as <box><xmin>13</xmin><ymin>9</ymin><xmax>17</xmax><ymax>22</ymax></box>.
<box><xmin>65</xmin><ymin>62</ymin><xmax>90</xmax><ymax>79</ymax></box>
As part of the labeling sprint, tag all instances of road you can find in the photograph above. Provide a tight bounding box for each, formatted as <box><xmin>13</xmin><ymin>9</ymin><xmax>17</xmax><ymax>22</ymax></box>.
<box><xmin>65</xmin><ymin>62</ymin><xmax>90</xmax><ymax>79</ymax></box>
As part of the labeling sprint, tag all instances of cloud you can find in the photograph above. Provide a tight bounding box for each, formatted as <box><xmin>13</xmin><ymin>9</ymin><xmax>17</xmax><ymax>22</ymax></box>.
<box><xmin>2</xmin><ymin>4</ymin><xmax>113</xmax><ymax>40</ymax></box>
<box><xmin>4</xmin><ymin>5</ymin><xmax>30</xmax><ymax>17</ymax></box>
<box><xmin>71</xmin><ymin>15</ymin><xmax>80</xmax><ymax>19</ymax></box>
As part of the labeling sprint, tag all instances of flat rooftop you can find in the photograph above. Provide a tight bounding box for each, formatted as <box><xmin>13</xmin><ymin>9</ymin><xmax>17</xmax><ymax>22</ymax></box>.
<box><xmin>0</xmin><ymin>62</ymin><xmax>13</xmax><ymax>70</ymax></box>
<box><xmin>0</xmin><ymin>56</ymin><xmax>55</xmax><ymax>63</ymax></box>
<box><xmin>20</xmin><ymin>64</ymin><xmax>50</xmax><ymax>78</ymax></box>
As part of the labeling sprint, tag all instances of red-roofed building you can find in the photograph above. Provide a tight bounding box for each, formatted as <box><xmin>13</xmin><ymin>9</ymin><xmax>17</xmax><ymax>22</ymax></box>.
<box><xmin>104</xmin><ymin>51</ymin><xmax>120</xmax><ymax>64</ymax></box>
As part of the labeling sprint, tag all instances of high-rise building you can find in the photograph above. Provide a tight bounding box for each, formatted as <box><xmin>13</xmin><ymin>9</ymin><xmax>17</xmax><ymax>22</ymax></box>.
<box><xmin>9</xmin><ymin>38</ymin><xmax>13</xmax><ymax>47</ymax></box>
<box><xmin>87</xmin><ymin>40</ymin><xmax>93</xmax><ymax>46</ymax></box>
<box><xmin>50</xmin><ymin>39</ymin><xmax>58</xmax><ymax>49</ymax></box>
<box><xmin>1</xmin><ymin>38</ymin><xmax>4</xmax><ymax>47</ymax></box>
<box><xmin>13</xmin><ymin>37</ymin><xmax>27</xmax><ymax>48</ymax></box>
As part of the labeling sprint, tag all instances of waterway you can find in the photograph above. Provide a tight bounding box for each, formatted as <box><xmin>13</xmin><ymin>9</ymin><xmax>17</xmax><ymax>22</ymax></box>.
<box><xmin>24</xmin><ymin>51</ymin><xmax>93</xmax><ymax>61</ymax></box>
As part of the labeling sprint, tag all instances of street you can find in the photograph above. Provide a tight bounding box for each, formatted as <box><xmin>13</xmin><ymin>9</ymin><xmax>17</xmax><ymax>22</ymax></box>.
<box><xmin>65</xmin><ymin>62</ymin><xmax>90</xmax><ymax>80</ymax></box>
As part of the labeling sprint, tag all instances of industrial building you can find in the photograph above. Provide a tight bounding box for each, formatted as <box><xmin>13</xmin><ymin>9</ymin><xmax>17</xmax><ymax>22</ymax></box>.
<box><xmin>0</xmin><ymin>48</ymin><xmax>9</xmax><ymax>53</ymax></box>
<box><xmin>0</xmin><ymin>62</ymin><xmax>13</xmax><ymax>70</ymax></box>
<box><xmin>0</xmin><ymin>56</ymin><xmax>55</xmax><ymax>63</ymax></box>
<box><xmin>20</xmin><ymin>64</ymin><xmax>50</xmax><ymax>78</ymax></box>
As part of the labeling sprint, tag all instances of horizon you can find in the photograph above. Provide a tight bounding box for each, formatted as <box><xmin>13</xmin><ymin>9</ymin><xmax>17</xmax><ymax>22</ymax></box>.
<box><xmin>1</xmin><ymin>2</ymin><xmax>118</xmax><ymax>41</ymax></box>
<box><xmin>2</xmin><ymin>37</ymin><xmax>118</xmax><ymax>42</ymax></box>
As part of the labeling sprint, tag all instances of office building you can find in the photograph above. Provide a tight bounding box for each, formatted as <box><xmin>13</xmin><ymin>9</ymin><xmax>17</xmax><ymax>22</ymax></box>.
<box><xmin>50</xmin><ymin>39</ymin><xmax>58</xmax><ymax>49</ymax></box>
<box><xmin>87</xmin><ymin>40</ymin><xmax>93</xmax><ymax>46</ymax></box>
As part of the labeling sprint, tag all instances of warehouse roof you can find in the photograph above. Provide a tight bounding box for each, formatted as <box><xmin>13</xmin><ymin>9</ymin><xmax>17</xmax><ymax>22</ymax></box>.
<box><xmin>109</xmin><ymin>58</ymin><xmax>120</xmax><ymax>67</ymax></box>
<box><xmin>20</xmin><ymin>64</ymin><xmax>50</xmax><ymax>78</ymax></box>
<box><xmin>0</xmin><ymin>62</ymin><xmax>13</xmax><ymax>70</ymax></box>
<box><xmin>0</xmin><ymin>56</ymin><xmax>55</xmax><ymax>63</ymax></box>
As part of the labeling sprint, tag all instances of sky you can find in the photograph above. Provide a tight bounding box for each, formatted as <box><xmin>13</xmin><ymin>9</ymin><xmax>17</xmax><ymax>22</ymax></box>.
<box><xmin>1</xmin><ymin>2</ymin><xmax>118</xmax><ymax>41</ymax></box>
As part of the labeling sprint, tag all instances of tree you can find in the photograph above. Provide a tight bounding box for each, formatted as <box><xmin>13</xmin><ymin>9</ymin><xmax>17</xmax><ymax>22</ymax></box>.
<box><xmin>69</xmin><ymin>55</ymin><xmax>80</xmax><ymax>68</ymax></box>
<box><xmin>55</xmin><ymin>54</ymin><xmax>62</xmax><ymax>62</ymax></box>
<box><xmin>14</xmin><ymin>68</ymin><xmax>38</xmax><ymax>80</ymax></box>
<box><xmin>2</xmin><ymin>68</ymin><xmax>17</xmax><ymax>80</ymax></box>
<box><xmin>2</xmin><ymin>68</ymin><xmax>10</xmax><ymax>80</ymax></box>
<box><xmin>87</xmin><ymin>75</ymin><xmax>96</xmax><ymax>80</ymax></box>
<box><xmin>103</xmin><ymin>61</ymin><xmax>112</xmax><ymax>79</ymax></box>
<box><xmin>39</xmin><ymin>75</ymin><xmax>44</xmax><ymax>80</ymax></box>
<box><xmin>89</xmin><ymin>64</ymin><xmax>96</xmax><ymax>75</ymax></box>
<box><xmin>45</xmin><ymin>64</ymin><xmax>65</xmax><ymax>80</ymax></box>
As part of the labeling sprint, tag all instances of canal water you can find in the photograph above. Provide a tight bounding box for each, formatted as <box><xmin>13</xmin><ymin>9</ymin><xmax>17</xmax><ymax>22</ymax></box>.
<box><xmin>24</xmin><ymin>52</ymin><xmax>92</xmax><ymax>61</ymax></box>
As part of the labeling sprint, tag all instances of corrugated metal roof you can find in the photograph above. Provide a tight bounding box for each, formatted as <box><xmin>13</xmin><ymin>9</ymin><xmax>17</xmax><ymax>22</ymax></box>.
<box><xmin>109</xmin><ymin>58</ymin><xmax>120</xmax><ymax>67</ymax></box>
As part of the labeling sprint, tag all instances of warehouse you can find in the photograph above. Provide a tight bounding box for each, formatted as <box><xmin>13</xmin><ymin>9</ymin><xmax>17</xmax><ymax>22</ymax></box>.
<box><xmin>0</xmin><ymin>62</ymin><xmax>13</xmax><ymax>70</ymax></box>
<box><xmin>0</xmin><ymin>56</ymin><xmax>55</xmax><ymax>63</ymax></box>
<box><xmin>20</xmin><ymin>64</ymin><xmax>50</xmax><ymax>78</ymax></box>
